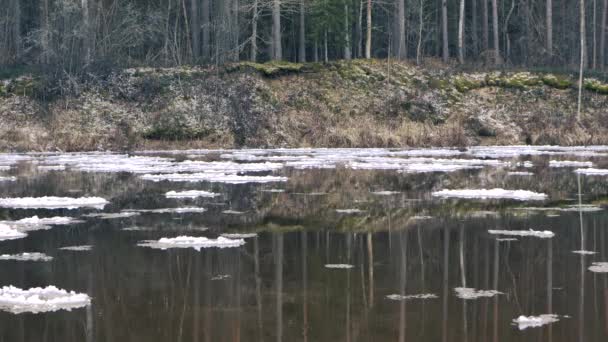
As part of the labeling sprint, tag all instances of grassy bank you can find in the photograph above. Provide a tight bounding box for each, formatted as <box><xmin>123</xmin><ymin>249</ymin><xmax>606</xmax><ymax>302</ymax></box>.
<box><xmin>1</xmin><ymin>59</ymin><xmax>608</xmax><ymax>151</ymax></box>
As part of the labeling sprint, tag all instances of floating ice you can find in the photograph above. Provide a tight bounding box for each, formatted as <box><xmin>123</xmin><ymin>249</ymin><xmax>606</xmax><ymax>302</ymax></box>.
<box><xmin>324</xmin><ymin>264</ymin><xmax>354</xmax><ymax>269</ymax></box>
<box><xmin>0</xmin><ymin>176</ymin><xmax>16</xmax><ymax>182</ymax></box>
<box><xmin>513</xmin><ymin>315</ymin><xmax>560</xmax><ymax>330</ymax></box>
<box><xmin>515</xmin><ymin>205</ymin><xmax>603</xmax><ymax>212</ymax></box>
<box><xmin>37</xmin><ymin>165</ymin><xmax>66</xmax><ymax>171</ymax></box>
<box><xmin>211</xmin><ymin>275</ymin><xmax>231</xmax><ymax>280</ymax></box>
<box><xmin>60</xmin><ymin>245</ymin><xmax>93</xmax><ymax>251</ymax></box>
<box><xmin>222</xmin><ymin>210</ymin><xmax>245</xmax><ymax>215</ymax></box>
<box><xmin>488</xmin><ymin>229</ymin><xmax>555</xmax><ymax>239</ymax></box>
<box><xmin>126</xmin><ymin>207</ymin><xmax>207</xmax><ymax>214</ymax></box>
<box><xmin>141</xmin><ymin>172</ymin><xmax>288</xmax><ymax>184</ymax></box>
<box><xmin>372</xmin><ymin>191</ymin><xmax>401</xmax><ymax>195</ymax></box>
<box><xmin>432</xmin><ymin>189</ymin><xmax>547</xmax><ymax>201</ymax></box>
<box><xmin>0</xmin><ymin>224</ymin><xmax>27</xmax><ymax>241</ymax></box>
<box><xmin>0</xmin><ymin>196</ymin><xmax>108</xmax><ymax>209</ymax></box>
<box><xmin>572</xmin><ymin>250</ymin><xmax>597</xmax><ymax>255</ymax></box>
<box><xmin>588</xmin><ymin>262</ymin><xmax>608</xmax><ymax>273</ymax></box>
<box><xmin>497</xmin><ymin>238</ymin><xmax>518</xmax><ymax>242</ymax></box>
<box><xmin>165</xmin><ymin>190</ymin><xmax>220</xmax><ymax>199</ymax></box>
<box><xmin>138</xmin><ymin>236</ymin><xmax>245</xmax><ymax>251</ymax></box>
<box><xmin>83</xmin><ymin>212</ymin><xmax>140</xmax><ymax>219</ymax></box>
<box><xmin>386</xmin><ymin>293</ymin><xmax>438</xmax><ymax>300</ymax></box>
<box><xmin>549</xmin><ymin>160</ymin><xmax>593</xmax><ymax>168</ymax></box>
<box><xmin>410</xmin><ymin>215</ymin><xmax>433</xmax><ymax>220</ymax></box>
<box><xmin>455</xmin><ymin>287</ymin><xmax>503</xmax><ymax>299</ymax></box>
<box><xmin>221</xmin><ymin>233</ymin><xmax>257</xmax><ymax>239</ymax></box>
<box><xmin>508</xmin><ymin>171</ymin><xmax>533</xmax><ymax>176</ymax></box>
<box><xmin>10</xmin><ymin>216</ymin><xmax>82</xmax><ymax>226</ymax></box>
<box><xmin>0</xmin><ymin>253</ymin><xmax>53</xmax><ymax>262</ymax></box>
<box><xmin>575</xmin><ymin>168</ymin><xmax>608</xmax><ymax>175</ymax></box>
<box><xmin>261</xmin><ymin>189</ymin><xmax>286</xmax><ymax>193</ymax></box>
<box><xmin>0</xmin><ymin>285</ymin><xmax>91</xmax><ymax>314</ymax></box>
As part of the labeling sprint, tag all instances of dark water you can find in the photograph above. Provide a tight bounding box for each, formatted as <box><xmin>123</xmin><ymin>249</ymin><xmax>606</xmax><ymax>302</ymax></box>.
<box><xmin>0</xmin><ymin>151</ymin><xmax>608</xmax><ymax>342</ymax></box>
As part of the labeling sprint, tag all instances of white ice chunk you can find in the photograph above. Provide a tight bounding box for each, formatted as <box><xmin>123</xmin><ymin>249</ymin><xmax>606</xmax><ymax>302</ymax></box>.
<box><xmin>488</xmin><ymin>229</ymin><xmax>555</xmax><ymax>239</ymax></box>
<box><xmin>572</xmin><ymin>250</ymin><xmax>597</xmax><ymax>255</ymax></box>
<box><xmin>432</xmin><ymin>189</ymin><xmax>547</xmax><ymax>201</ymax></box>
<box><xmin>371</xmin><ymin>191</ymin><xmax>401</xmax><ymax>195</ymax></box>
<box><xmin>59</xmin><ymin>245</ymin><xmax>93</xmax><ymax>251</ymax></box>
<box><xmin>336</xmin><ymin>209</ymin><xmax>365</xmax><ymax>214</ymax></box>
<box><xmin>0</xmin><ymin>285</ymin><xmax>91</xmax><ymax>314</ymax></box>
<box><xmin>386</xmin><ymin>293</ymin><xmax>438</xmax><ymax>300</ymax></box>
<box><xmin>165</xmin><ymin>190</ymin><xmax>220</xmax><ymax>199</ymax></box>
<box><xmin>0</xmin><ymin>224</ymin><xmax>27</xmax><ymax>241</ymax></box>
<box><xmin>589</xmin><ymin>262</ymin><xmax>608</xmax><ymax>273</ymax></box>
<box><xmin>455</xmin><ymin>287</ymin><xmax>503</xmax><ymax>299</ymax></box>
<box><xmin>12</xmin><ymin>216</ymin><xmax>82</xmax><ymax>226</ymax></box>
<box><xmin>0</xmin><ymin>253</ymin><xmax>53</xmax><ymax>262</ymax></box>
<box><xmin>138</xmin><ymin>236</ymin><xmax>245</xmax><ymax>251</ymax></box>
<box><xmin>83</xmin><ymin>212</ymin><xmax>140</xmax><ymax>219</ymax></box>
<box><xmin>221</xmin><ymin>233</ymin><xmax>257</xmax><ymax>239</ymax></box>
<box><xmin>37</xmin><ymin>165</ymin><xmax>66</xmax><ymax>171</ymax></box>
<box><xmin>0</xmin><ymin>176</ymin><xmax>16</xmax><ymax>182</ymax></box>
<box><xmin>0</xmin><ymin>197</ymin><xmax>108</xmax><ymax>209</ymax></box>
<box><xmin>222</xmin><ymin>210</ymin><xmax>245</xmax><ymax>215</ymax></box>
<box><xmin>325</xmin><ymin>264</ymin><xmax>354</xmax><ymax>269</ymax></box>
<box><xmin>513</xmin><ymin>315</ymin><xmax>560</xmax><ymax>330</ymax></box>
<box><xmin>549</xmin><ymin>160</ymin><xmax>593</xmax><ymax>168</ymax></box>
<box><xmin>507</xmin><ymin>172</ymin><xmax>534</xmax><ymax>176</ymax></box>
<box><xmin>141</xmin><ymin>172</ymin><xmax>288</xmax><ymax>184</ymax></box>
<box><xmin>575</xmin><ymin>168</ymin><xmax>608</xmax><ymax>175</ymax></box>
<box><xmin>126</xmin><ymin>207</ymin><xmax>207</xmax><ymax>214</ymax></box>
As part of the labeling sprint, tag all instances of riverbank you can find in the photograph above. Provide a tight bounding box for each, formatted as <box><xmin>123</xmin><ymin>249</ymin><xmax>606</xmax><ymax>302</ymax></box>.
<box><xmin>2</xmin><ymin>59</ymin><xmax>608</xmax><ymax>151</ymax></box>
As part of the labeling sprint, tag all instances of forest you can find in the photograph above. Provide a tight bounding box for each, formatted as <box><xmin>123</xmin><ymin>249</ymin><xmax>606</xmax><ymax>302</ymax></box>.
<box><xmin>0</xmin><ymin>0</ymin><xmax>603</xmax><ymax>74</ymax></box>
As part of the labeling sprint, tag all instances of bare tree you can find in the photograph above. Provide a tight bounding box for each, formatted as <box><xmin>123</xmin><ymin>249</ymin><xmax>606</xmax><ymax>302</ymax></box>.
<box><xmin>492</xmin><ymin>0</ymin><xmax>501</xmax><ymax>64</ymax></box>
<box><xmin>601</xmin><ymin>0</ymin><xmax>607</xmax><ymax>68</ymax></box>
<box><xmin>82</xmin><ymin>0</ymin><xmax>91</xmax><ymax>65</ymax></box>
<box><xmin>458</xmin><ymin>0</ymin><xmax>466</xmax><ymax>63</ymax></box>
<box><xmin>472</xmin><ymin>0</ymin><xmax>479</xmax><ymax>54</ymax></box>
<box><xmin>191</xmin><ymin>0</ymin><xmax>201</xmax><ymax>60</ymax></box>
<box><xmin>202</xmin><ymin>0</ymin><xmax>210</xmax><ymax>59</ymax></box>
<box><xmin>366</xmin><ymin>0</ymin><xmax>372</xmax><ymax>58</ymax></box>
<box><xmin>547</xmin><ymin>0</ymin><xmax>553</xmax><ymax>58</ymax></box>
<box><xmin>272</xmin><ymin>0</ymin><xmax>283</xmax><ymax>60</ymax></box>
<box><xmin>577</xmin><ymin>0</ymin><xmax>586</xmax><ymax>120</ymax></box>
<box><xmin>442</xmin><ymin>0</ymin><xmax>449</xmax><ymax>62</ymax></box>
<box><xmin>397</xmin><ymin>0</ymin><xmax>406</xmax><ymax>59</ymax></box>
<box><xmin>345</xmin><ymin>1</ymin><xmax>352</xmax><ymax>59</ymax></box>
<box><xmin>251</xmin><ymin>0</ymin><xmax>260</xmax><ymax>61</ymax></box>
<box><xmin>482</xmin><ymin>0</ymin><xmax>489</xmax><ymax>50</ymax></box>
<box><xmin>300</xmin><ymin>0</ymin><xmax>306</xmax><ymax>62</ymax></box>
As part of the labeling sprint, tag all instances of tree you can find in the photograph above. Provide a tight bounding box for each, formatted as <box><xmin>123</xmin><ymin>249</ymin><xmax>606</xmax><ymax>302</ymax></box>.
<box><xmin>366</xmin><ymin>0</ymin><xmax>372</xmax><ymax>58</ymax></box>
<box><xmin>396</xmin><ymin>0</ymin><xmax>406</xmax><ymax>59</ymax></box>
<box><xmin>272</xmin><ymin>0</ymin><xmax>283</xmax><ymax>60</ymax></box>
<box><xmin>300</xmin><ymin>0</ymin><xmax>307</xmax><ymax>62</ymax></box>
<box><xmin>191</xmin><ymin>0</ymin><xmax>201</xmax><ymax>60</ymax></box>
<box><xmin>344</xmin><ymin>0</ymin><xmax>352</xmax><ymax>59</ymax></box>
<box><xmin>442</xmin><ymin>0</ymin><xmax>448</xmax><ymax>62</ymax></box>
<box><xmin>202</xmin><ymin>0</ymin><xmax>210</xmax><ymax>59</ymax></box>
<box><xmin>492</xmin><ymin>0</ymin><xmax>501</xmax><ymax>64</ymax></box>
<box><xmin>577</xmin><ymin>0</ymin><xmax>586</xmax><ymax>120</ymax></box>
<box><xmin>458</xmin><ymin>0</ymin><xmax>466</xmax><ymax>63</ymax></box>
<box><xmin>601</xmin><ymin>0</ymin><xmax>607</xmax><ymax>68</ymax></box>
<box><xmin>482</xmin><ymin>0</ymin><xmax>489</xmax><ymax>51</ymax></box>
<box><xmin>547</xmin><ymin>0</ymin><xmax>553</xmax><ymax>58</ymax></box>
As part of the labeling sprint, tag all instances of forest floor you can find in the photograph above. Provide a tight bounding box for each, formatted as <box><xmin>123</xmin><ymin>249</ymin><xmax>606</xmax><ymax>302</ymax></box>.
<box><xmin>1</xmin><ymin>59</ymin><xmax>608</xmax><ymax>151</ymax></box>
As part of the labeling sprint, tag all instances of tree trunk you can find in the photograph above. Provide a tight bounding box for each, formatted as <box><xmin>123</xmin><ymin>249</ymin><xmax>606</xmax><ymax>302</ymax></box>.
<box><xmin>458</xmin><ymin>0</ymin><xmax>465</xmax><ymax>63</ymax></box>
<box><xmin>191</xmin><ymin>0</ymin><xmax>200</xmax><ymax>61</ymax></box>
<box><xmin>492</xmin><ymin>0</ymin><xmax>501</xmax><ymax>64</ymax></box>
<box><xmin>82</xmin><ymin>0</ymin><xmax>91</xmax><ymax>65</ymax></box>
<box><xmin>547</xmin><ymin>0</ymin><xmax>553</xmax><ymax>59</ymax></box>
<box><xmin>202</xmin><ymin>0</ymin><xmax>210</xmax><ymax>59</ymax></box>
<box><xmin>442</xmin><ymin>0</ymin><xmax>449</xmax><ymax>62</ymax></box>
<box><xmin>366</xmin><ymin>0</ymin><xmax>372</xmax><ymax>58</ymax></box>
<box><xmin>416</xmin><ymin>0</ymin><xmax>424</xmax><ymax>64</ymax></box>
<box><xmin>578</xmin><ymin>0</ymin><xmax>586</xmax><ymax>120</ymax></box>
<box><xmin>397</xmin><ymin>0</ymin><xmax>406</xmax><ymax>59</ymax></box>
<box><xmin>272</xmin><ymin>0</ymin><xmax>282</xmax><ymax>60</ymax></box>
<box><xmin>357</xmin><ymin>0</ymin><xmax>363</xmax><ymax>57</ymax></box>
<box><xmin>324</xmin><ymin>29</ymin><xmax>329</xmax><ymax>62</ymax></box>
<box><xmin>299</xmin><ymin>0</ymin><xmax>306</xmax><ymax>62</ymax></box>
<box><xmin>482</xmin><ymin>0</ymin><xmax>489</xmax><ymax>51</ymax></box>
<box><xmin>251</xmin><ymin>0</ymin><xmax>259</xmax><ymax>61</ymax></box>
<box><xmin>344</xmin><ymin>2</ymin><xmax>352</xmax><ymax>60</ymax></box>
<box><xmin>594</xmin><ymin>0</ymin><xmax>598</xmax><ymax>69</ymax></box>
<box><xmin>472</xmin><ymin>0</ymin><xmax>479</xmax><ymax>55</ymax></box>
<box><xmin>41</xmin><ymin>0</ymin><xmax>50</xmax><ymax>64</ymax></box>
<box><xmin>601</xmin><ymin>0</ymin><xmax>607</xmax><ymax>68</ymax></box>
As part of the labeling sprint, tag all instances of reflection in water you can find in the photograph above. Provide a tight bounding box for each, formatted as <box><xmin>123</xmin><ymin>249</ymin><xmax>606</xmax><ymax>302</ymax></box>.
<box><xmin>1</xmin><ymin>155</ymin><xmax>608</xmax><ymax>341</ymax></box>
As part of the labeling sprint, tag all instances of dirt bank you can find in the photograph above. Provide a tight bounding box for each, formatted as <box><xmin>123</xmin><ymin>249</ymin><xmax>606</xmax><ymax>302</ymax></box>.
<box><xmin>1</xmin><ymin>59</ymin><xmax>608</xmax><ymax>151</ymax></box>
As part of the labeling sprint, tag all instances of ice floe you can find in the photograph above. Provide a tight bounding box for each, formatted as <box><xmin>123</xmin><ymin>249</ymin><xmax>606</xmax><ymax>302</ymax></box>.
<box><xmin>222</xmin><ymin>210</ymin><xmax>246</xmax><ymax>215</ymax></box>
<box><xmin>0</xmin><ymin>224</ymin><xmax>27</xmax><ymax>241</ymax></box>
<box><xmin>0</xmin><ymin>176</ymin><xmax>16</xmax><ymax>182</ymax></box>
<box><xmin>488</xmin><ymin>229</ymin><xmax>554</xmax><ymax>239</ymax></box>
<box><xmin>371</xmin><ymin>191</ymin><xmax>401</xmax><ymax>195</ymax></box>
<box><xmin>432</xmin><ymin>189</ymin><xmax>547</xmax><ymax>201</ymax></box>
<box><xmin>454</xmin><ymin>287</ymin><xmax>503</xmax><ymax>299</ymax></box>
<box><xmin>59</xmin><ymin>245</ymin><xmax>93</xmax><ymax>251</ymax></box>
<box><xmin>125</xmin><ymin>207</ymin><xmax>207</xmax><ymax>214</ymax></box>
<box><xmin>386</xmin><ymin>293</ymin><xmax>438</xmax><ymax>300</ymax></box>
<box><xmin>514</xmin><ymin>205</ymin><xmax>603</xmax><ymax>212</ymax></box>
<box><xmin>83</xmin><ymin>212</ymin><xmax>140</xmax><ymax>219</ymax></box>
<box><xmin>0</xmin><ymin>285</ymin><xmax>91</xmax><ymax>314</ymax></box>
<box><xmin>507</xmin><ymin>171</ymin><xmax>533</xmax><ymax>176</ymax></box>
<box><xmin>138</xmin><ymin>236</ymin><xmax>245</xmax><ymax>251</ymax></box>
<box><xmin>0</xmin><ymin>196</ymin><xmax>108</xmax><ymax>209</ymax></box>
<box><xmin>324</xmin><ymin>264</ymin><xmax>354</xmax><ymax>269</ymax></box>
<box><xmin>261</xmin><ymin>189</ymin><xmax>286</xmax><ymax>193</ymax></box>
<box><xmin>336</xmin><ymin>209</ymin><xmax>365</xmax><ymax>214</ymax></box>
<box><xmin>588</xmin><ymin>262</ymin><xmax>608</xmax><ymax>273</ymax></box>
<box><xmin>165</xmin><ymin>190</ymin><xmax>220</xmax><ymax>199</ymax></box>
<box><xmin>37</xmin><ymin>165</ymin><xmax>66</xmax><ymax>171</ymax></box>
<box><xmin>572</xmin><ymin>250</ymin><xmax>597</xmax><ymax>255</ymax></box>
<box><xmin>0</xmin><ymin>253</ymin><xmax>53</xmax><ymax>262</ymax></box>
<box><xmin>211</xmin><ymin>275</ymin><xmax>231</xmax><ymax>280</ymax></box>
<box><xmin>549</xmin><ymin>160</ymin><xmax>593</xmax><ymax>168</ymax></box>
<box><xmin>575</xmin><ymin>168</ymin><xmax>608</xmax><ymax>175</ymax></box>
<box><xmin>221</xmin><ymin>233</ymin><xmax>257</xmax><ymax>239</ymax></box>
<box><xmin>10</xmin><ymin>216</ymin><xmax>82</xmax><ymax>226</ymax></box>
<box><xmin>513</xmin><ymin>315</ymin><xmax>560</xmax><ymax>330</ymax></box>
<box><xmin>141</xmin><ymin>172</ymin><xmax>288</xmax><ymax>184</ymax></box>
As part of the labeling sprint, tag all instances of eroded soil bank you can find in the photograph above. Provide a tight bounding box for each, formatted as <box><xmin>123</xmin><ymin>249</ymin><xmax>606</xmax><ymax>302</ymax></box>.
<box><xmin>2</xmin><ymin>59</ymin><xmax>608</xmax><ymax>151</ymax></box>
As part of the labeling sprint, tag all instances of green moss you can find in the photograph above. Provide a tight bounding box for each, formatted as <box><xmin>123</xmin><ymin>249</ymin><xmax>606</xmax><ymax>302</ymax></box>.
<box><xmin>428</xmin><ymin>78</ymin><xmax>451</xmax><ymax>91</ymax></box>
<box><xmin>453</xmin><ymin>76</ymin><xmax>484</xmax><ymax>92</ymax></box>
<box><xmin>584</xmin><ymin>78</ymin><xmax>608</xmax><ymax>94</ymax></box>
<box><xmin>143</xmin><ymin>114</ymin><xmax>211</xmax><ymax>140</ymax></box>
<box><xmin>501</xmin><ymin>72</ymin><xmax>542</xmax><ymax>89</ymax></box>
<box><xmin>336</xmin><ymin>61</ymin><xmax>369</xmax><ymax>82</ymax></box>
<box><xmin>541</xmin><ymin>74</ymin><xmax>573</xmax><ymax>89</ymax></box>
<box><xmin>226</xmin><ymin>61</ymin><xmax>305</xmax><ymax>77</ymax></box>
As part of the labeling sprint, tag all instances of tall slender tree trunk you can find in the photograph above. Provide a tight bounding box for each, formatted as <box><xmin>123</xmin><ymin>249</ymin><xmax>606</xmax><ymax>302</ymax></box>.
<box><xmin>482</xmin><ymin>0</ymin><xmax>489</xmax><ymax>50</ymax></box>
<box><xmin>41</xmin><ymin>0</ymin><xmax>50</xmax><ymax>64</ymax></box>
<box><xmin>594</xmin><ymin>0</ymin><xmax>598</xmax><ymax>68</ymax></box>
<box><xmin>442</xmin><ymin>0</ymin><xmax>449</xmax><ymax>62</ymax></box>
<box><xmin>357</xmin><ymin>1</ymin><xmax>363</xmax><ymax>57</ymax></box>
<box><xmin>601</xmin><ymin>0</ymin><xmax>607</xmax><ymax>68</ymax></box>
<box><xmin>366</xmin><ymin>0</ymin><xmax>372</xmax><ymax>58</ymax></box>
<box><xmin>458</xmin><ymin>0</ymin><xmax>466</xmax><ymax>63</ymax></box>
<box><xmin>272</xmin><ymin>0</ymin><xmax>282</xmax><ymax>60</ymax></box>
<box><xmin>547</xmin><ymin>0</ymin><xmax>553</xmax><ymax>59</ymax></box>
<box><xmin>578</xmin><ymin>0</ymin><xmax>586</xmax><ymax>120</ymax></box>
<box><xmin>314</xmin><ymin>38</ymin><xmax>319</xmax><ymax>62</ymax></box>
<box><xmin>299</xmin><ymin>0</ymin><xmax>306</xmax><ymax>62</ymax></box>
<box><xmin>416</xmin><ymin>0</ymin><xmax>424</xmax><ymax>64</ymax></box>
<box><xmin>492</xmin><ymin>0</ymin><xmax>501</xmax><ymax>64</ymax></box>
<box><xmin>251</xmin><ymin>0</ymin><xmax>259</xmax><ymax>61</ymax></box>
<box><xmin>202</xmin><ymin>0</ymin><xmax>210</xmax><ymax>59</ymax></box>
<box><xmin>82</xmin><ymin>0</ymin><xmax>91</xmax><ymax>65</ymax></box>
<box><xmin>397</xmin><ymin>0</ymin><xmax>406</xmax><ymax>59</ymax></box>
<box><xmin>324</xmin><ymin>30</ymin><xmax>329</xmax><ymax>62</ymax></box>
<box><xmin>472</xmin><ymin>0</ymin><xmax>479</xmax><ymax>55</ymax></box>
<box><xmin>233</xmin><ymin>0</ymin><xmax>240</xmax><ymax>61</ymax></box>
<box><xmin>191</xmin><ymin>0</ymin><xmax>200</xmax><ymax>61</ymax></box>
<box><xmin>345</xmin><ymin>2</ymin><xmax>352</xmax><ymax>59</ymax></box>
